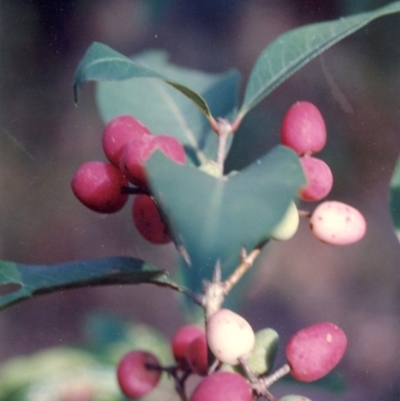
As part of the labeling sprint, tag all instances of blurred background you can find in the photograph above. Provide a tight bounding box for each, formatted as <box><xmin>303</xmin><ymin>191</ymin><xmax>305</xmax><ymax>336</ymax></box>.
<box><xmin>1</xmin><ymin>0</ymin><xmax>400</xmax><ymax>400</ymax></box>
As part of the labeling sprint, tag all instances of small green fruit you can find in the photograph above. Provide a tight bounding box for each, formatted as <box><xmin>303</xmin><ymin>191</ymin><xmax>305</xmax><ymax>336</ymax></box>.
<box><xmin>270</xmin><ymin>201</ymin><xmax>299</xmax><ymax>241</ymax></box>
<box><xmin>246</xmin><ymin>328</ymin><xmax>279</xmax><ymax>375</ymax></box>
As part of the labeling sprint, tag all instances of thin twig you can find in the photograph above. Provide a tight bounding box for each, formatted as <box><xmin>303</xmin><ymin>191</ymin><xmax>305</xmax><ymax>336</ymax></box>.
<box><xmin>222</xmin><ymin>247</ymin><xmax>262</xmax><ymax>295</ymax></box>
<box><xmin>261</xmin><ymin>363</ymin><xmax>290</xmax><ymax>388</ymax></box>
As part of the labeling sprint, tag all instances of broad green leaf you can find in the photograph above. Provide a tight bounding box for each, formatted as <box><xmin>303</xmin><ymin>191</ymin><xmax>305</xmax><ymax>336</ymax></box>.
<box><xmin>0</xmin><ymin>257</ymin><xmax>186</xmax><ymax>310</ymax></box>
<box><xmin>239</xmin><ymin>1</ymin><xmax>400</xmax><ymax>120</ymax></box>
<box><xmin>146</xmin><ymin>145</ymin><xmax>305</xmax><ymax>291</ymax></box>
<box><xmin>74</xmin><ymin>42</ymin><xmax>214</xmax><ymax>121</ymax></box>
<box><xmin>96</xmin><ymin>50</ymin><xmax>240</xmax><ymax>165</ymax></box>
<box><xmin>389</xmin><ymin>156</ymin><xmax>400</xmax><ymax>240</ymax></box>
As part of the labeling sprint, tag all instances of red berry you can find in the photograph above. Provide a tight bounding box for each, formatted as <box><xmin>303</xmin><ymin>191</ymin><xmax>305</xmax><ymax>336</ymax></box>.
<box><xmin>281</xmin><ymin>101</ymin><xmax>326</xmax><ymax>155</ymax></box>
<box><xmin>190</xmin><ymin>371</ymin><xmax>252</xmax><ymax>401</ymax></box>
<box><xmin>186</xmin><ymin>333</ymin><xmax>208</xmax><ymax>376</ymax></box>
<box><xmin>309</xmin><ymin>201</ymin><xmax>366</xmax><ymax>245</ymax></box>
<box><xmin>120</xmin><ymin>134</ymin><xmax>186</xmax><ymax>188</ymax></box>
<box><xmin>285</xmin><ymin>322</ymin><xmax>347</xmax><ymax>382</ymax></box>
<box><xmin>71</xmin><ymin>161</ymin><xmax>128</xmax><ymax>213</ymax></box>
<box><xmin>132</xmin><ymin>195</ymin><xmax>172</xmax><ymax>244</ymax></box>
<box><xmin>117</xmin><ymin>350</ymin><xmax>161</xmax><ymax>398</ymax></box>
<box><xmin>171</xmin><ymin>325</ymin><xmax>204</xmax><ymax>370</ymax></box>
<box><xmin>102</xmin><ymin>115</ymin><xmax>151</xmax><ymax>166</ymax></box>
<box><xmin>298</xmin><ymin>156</ymin><xmax>333</xmax><ymax>201</ymax></box>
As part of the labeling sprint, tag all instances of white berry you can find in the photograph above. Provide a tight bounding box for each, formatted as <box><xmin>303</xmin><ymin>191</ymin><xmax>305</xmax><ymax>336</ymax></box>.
<box><xmin>310</xmin><ymin>201</ymin><xmax>366</xmax><ymax>245</ymax></box>
<box><xmin>207</xmin><ymin>309</ymin><xmax>255</xmax><ymax>365</ymax></box>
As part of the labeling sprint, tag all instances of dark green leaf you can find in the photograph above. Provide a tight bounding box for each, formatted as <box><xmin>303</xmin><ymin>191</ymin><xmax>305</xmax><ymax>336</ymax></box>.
<box><xmin>239</xmin><ymin>1</ymin><xmax>400</xmax><ymax>120</ymax></box>
<box><xmin>96</xmin><ymin>49</ymin><xmax>240</xmax><ymax>165</ymax></box>
<box><xmin>74</xmin><ymin>42</ymin><xmax>214</xmax><ymax>121</ymax></box>
<box><xmin>146</xmin><ymin>145</ymin><xmax>305</xmax><ymax>291</ymax></box>
<box><xmin>389</xmin><ymin>156</ymin><xmax>400</xmax><ymax>240</ymax></box>
<box><xmin>0</xmin><ymin>257</ymin><xmax>186</xmax><ymax>310</ymax></box>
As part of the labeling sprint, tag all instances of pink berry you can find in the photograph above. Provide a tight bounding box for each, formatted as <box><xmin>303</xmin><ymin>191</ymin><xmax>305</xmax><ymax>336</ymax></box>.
<box><xmin>280</xmin><ymin>101</ymin><xmax>327</xmax><ymax>155</ymax></box>
<box><xmin>285</xmin><ymin>322</ymin><xmax>347</xmax><ymax>382</ymax></box>
<box><xmin>310</xmin><ymin>201</ymin><xmax>366</xmax><ymax>245</ymax></box>
<box><xmin>102</xmin><ymin>115</ymin><xmax>151</xmax><ymax>166</ymax></box>
<box><xmin>298</xmin><ymin>156</ymin><xmax>333</xmax><ymax>201</ymax></box>
<box><xmin>190</xmin><ymin>371</ymin><xmax>252</xmax><ymax>401</ymax></box>
<box><xmin>71</xmin><ymin>161</ymin><xmax>128</xmax><ymax>213</ymax></box>
<box><xmin>186</xmin><ymin>333</ymin><xmax>208</xmax><ymax>376</ymax></box>
<box><xmin>171</xmin><ymin>325</ymin><xmax>204</xmax><ymax>370</ymax></box>
<box><xmin>117</xmin><ymin>350</ymin><xmax>162</xmax><ymax>398</ymax></box>
<box><xmin>207</xmin><ymin>309</ymin><xmax>255</xmax><ymax>365</ymax></box>
<box><xmin>120</xmin><ymin>134</ymin><xmax>186</xmax><ymax>188</ymax></box>
<box><xmin>132</xmin><ymin>195</ymin><xmax>172</xmax><ymax>244</ymax></box>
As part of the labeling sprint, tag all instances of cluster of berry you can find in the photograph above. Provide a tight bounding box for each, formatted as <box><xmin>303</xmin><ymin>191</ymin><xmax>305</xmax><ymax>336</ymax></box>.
<box><xmin>277</xmin><ymin>101</ymin><xmax>366</xmax><ymax>246</ymax></box>
<box><xmin>71</xmin><ymin>115</ymin><xmax>185</xmax><ymax>244</ymax></box>
<box><xmin>117</xmin><ymin>309</ymin><xmax>347</xmax><ymax>401</ymax></box>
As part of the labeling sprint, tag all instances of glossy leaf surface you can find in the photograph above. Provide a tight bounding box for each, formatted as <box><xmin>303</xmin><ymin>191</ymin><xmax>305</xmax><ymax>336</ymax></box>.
<box><xmin>0</xmin><ymin>257</ymin><xmax>185</xmax><ymax>310</ymax></box>
<box><xmin>239</xmin><ymin>1</ymin><xmax>400</xmax><ymax>119</ymax></box>
<box><xmin>146</xmin><ymin>145</ymin><xmax>305</xmax><ymax>291</ymax></box>
<box><xmin>96</xmin><ymin>50</ymin><xmax>240</xmax><ymax>165</ymax></box>
<box><xmin>74</xmin><ymin>42</ymin><xmax>213</xmax><ymax>121</ymax></box>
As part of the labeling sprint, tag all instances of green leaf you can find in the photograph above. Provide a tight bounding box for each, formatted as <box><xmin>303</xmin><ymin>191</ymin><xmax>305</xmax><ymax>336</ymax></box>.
<box><xmin>239</xmin><ymin>1</ymin><xmax>400</xmax><ymax>120</ymax></box>
<box><xmin>96</xmin><ymin>49</ymin><xmax>240</xmax><ymax>165</ymax></box>
<box><xmin>389</xmin><ymin>156</ymin><xmax>400</xmax><ymax>240</ymax></box>
<box><xmin>74</xmin><ymin>42</ymin><xmax>214</xmax><ymax>121</ymax></box>
<box><xmin>0</xmin><ymin>257</ymin><xmax>186</xmax><ymax>310</ymax></box>
<box><xmin>146</xmin><ymin>145</ymin><xmax>305</xmax><ymax>291</ymax></box>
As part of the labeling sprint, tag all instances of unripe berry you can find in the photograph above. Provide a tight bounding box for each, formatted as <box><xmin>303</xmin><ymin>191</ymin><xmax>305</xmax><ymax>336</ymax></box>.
<box><xmin>190</xmin><ymin>371</ymin><xmax>252</xmax><ymax>401</ymax></box>
<box><xmin>102</xmin><ymin>115</ymin><xmax>151</xmax><ymax>167</ymax></box>
<box><xmin>285</xmin><ymin>322</ymin><xmax>347</xmax><ymax>382</ymax></box>
<box><xmin>310</xmin><ymin>201</ymin><xmax>366</xmax><ymax>245</ymax></box>
<box><xmin>207</xmin><ymin>309</ymin><xmax>255</xmax><ymax>365</ymax></box>
<box><xmin>281</xmin><ymin>101</ymin><xmax>326</xmax><ymax>155</ymax></box>
<box><xmin>270</xmin><ymin>201</ymin><xmax>299</xmax><ymax>241</ymax></box>
<box><xmin>117</xmin><ymin>350</ymin><xmax>161</xmax><ymax>398</ymax></box>
<box><xmin>279</xmin><ymin>396</ymin><xmax>312</xmax><ymax>401</ymax></box>
<box><xmin>171</xmin><ymin>325</ymin><xmax>204</xmax><ymax>370</ymax></box>
<box><xmin>186</xmin><ymin>332</ymin><xmax>208</xmax><ymax>376</ymax></box>
<box><xmin>71</xmin><ymin>161</ymin><xmax>128</xmax><ymax>213</ymax></box>
<box><xmin>120</xmin><ymin>134</ymin><xmax>186</xmax><ymax>188</ymax></box>
<box><xmin>132</xmin><ymin>195</ymin><xmax>172</xmax><ymax>244</ymax></box>
<box><xmin>245</xmin><ymin>328</ymin><xmax>279</xmax><ymax>376</ymax></box>
<box><xmin>299</xmin><ymin>156</ymin><xmax>333</xmax><ymax>201</ymax></box>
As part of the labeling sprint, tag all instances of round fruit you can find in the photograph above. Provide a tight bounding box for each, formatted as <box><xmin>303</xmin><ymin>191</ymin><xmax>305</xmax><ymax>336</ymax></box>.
<box><xmin>120</xmin><ymin>134</ymin><xmax>186</xmax><ymax>188</ymax></box>
<box><xmin>245</xmin><ymin>328</ymin><xmax>279</xmax><ymax>376</ymax></box>
<box><xmin>285</xmin><ymin>322</ymin><xmax>347</xmax><ymax>382</ymax></box>
<box><xmin>132</xmin><ymin>195</ymin><xmax>172</xmax><ymax>244</ymax></box>
<box><xmin>186</xmin><ymin>333</ymin><xmax>208</xmax><ymax>376</ymax></box>
<box><xmin>299</xmin><ymin>156</ymin><xmax>333</xmax><ymax>201</ymax></box>
<box><xmin>71</xmin><ymin>161</ymin><xmax>128</xmax><ymax>213</ymax></box>
<box><xmin>190</xmin><ymin>371</ymin><xmax>252</xmax><ymax>401</ymax></box>
<box><xmin>280</xmin><ymin>101</ymin><xmax>326</xmax><ymax>155</ymax></box>
<box><xmin>102</xmin><ymin>115</ymin><xmax>151</xmax><ymax>166</ymax></box>
<box><xmin>171</xmin><ymin>325</ymin><xmax>205</xmax><ymax>370</ymax></box>
<box><xmin>270</xmin><ymin>201</ymin><xmax>299</xmax><ymax>241</ymax></box>
<box><xmin>309</xmin><ymin>201</ymin><xmax>366</xmax><ymax>245</ymax></box>
<box><xmin>117</xmin><ymin>350</ymin><xmax>161</xmax><ymax>398</ymax></box>
<box><xmin>207</xmin><ymin>309</ymin><xmax>255</xmax><ymax>365</ymax></box>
